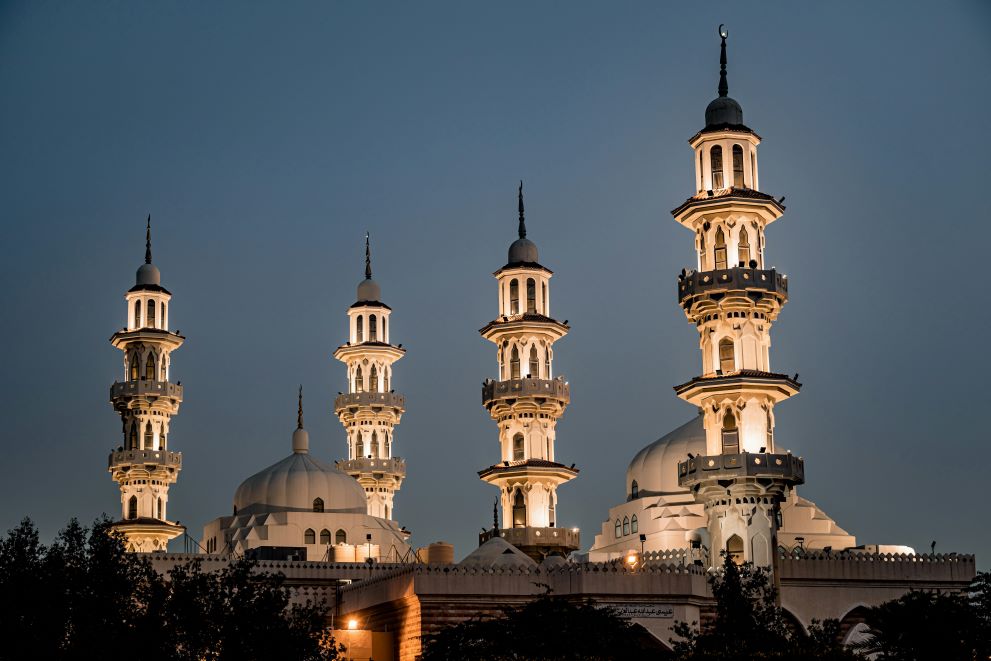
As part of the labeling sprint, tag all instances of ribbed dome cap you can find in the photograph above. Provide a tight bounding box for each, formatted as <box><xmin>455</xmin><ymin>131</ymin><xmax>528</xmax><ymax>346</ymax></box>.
<box><xmin>508</xmin><ymin>237</ymin><xmax>538</xmax><ymax>264</ymax></box>
<box><xmin>627</xmin><ymin>415</ymin><xmax>706</xmax><ymax>496</ymax></box>
<box><xmin>136</xmin><ymin>263</ymin><xmax>161</xmax><ymax>286</ymax></box>
<box><xmin>356</xmin><ymin>277</ymin><xmax>381</xmax><ymax>302</ymax></box>
<box><xmin>233</xmin><ymin>452</ymin><xmax>368</xmax><ymax>515</ymax></box>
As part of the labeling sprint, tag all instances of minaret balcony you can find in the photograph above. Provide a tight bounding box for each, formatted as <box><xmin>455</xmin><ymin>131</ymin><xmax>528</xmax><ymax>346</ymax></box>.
<box><xmin>336</xmin><ymin>456</ymin><xmax>406</xmax><ymax>478</ymax></box>
<box><xmin>479</xmin><ymin>526</ymin><xmax>580</xmax><ymax>558</ymax></box>
<box><xmin>111</xmin><ymin>380</ymin><xmax>183</xmax><ymax>404</ymax></box>
<box><xmin>677</xmin><ymin>452</ymin><xmax>804</xmax><ymax>490</ymax></box>
<box><xmin>108</xmin><ymin>448</ymin><xmax>182</xmax><ymax>471</ymax></box>
<box><xmin>482</xmin><ymin>377</ymin><xmax>570</xmax><ymax>408</ymax></box>
<box><xmin>334</xmin><ymin>391</ymin><xmax>405</xmax><ymax>413</ymax></box>
<box><xmin>678</xmin><ymin>267</ymin><xmax>787</xmax><ymax>309</ymax></box>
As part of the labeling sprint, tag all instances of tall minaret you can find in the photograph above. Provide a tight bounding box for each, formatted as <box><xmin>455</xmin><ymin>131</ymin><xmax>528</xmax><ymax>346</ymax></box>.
<box><xmin>675</xmin><ymin>27</ymin><xmax>804</xmax><ymax>570</ymax></box>
<box><xmin>478</xmin><ymin>183</ymin><xmax>579</xmax><ymax>561</ymax></box>
<box><xmin>333</xmin><ymin>235</ymin><xmax>407</xmax><ymax>521</ymax></box>
<box><xmin>108</xmin><ymin>217</ymin><xmax>185</xmax><ymax>552</ymax></box>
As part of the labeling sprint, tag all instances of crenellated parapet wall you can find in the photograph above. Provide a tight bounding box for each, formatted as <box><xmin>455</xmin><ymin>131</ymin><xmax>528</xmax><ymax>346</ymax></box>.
<box><xmin>779</xmin><ymin>551</ymin><xmax>976</xmax><ymax>582</ymax></box>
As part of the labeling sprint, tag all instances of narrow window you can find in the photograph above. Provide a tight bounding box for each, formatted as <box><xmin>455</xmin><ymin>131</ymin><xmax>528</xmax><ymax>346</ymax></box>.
<box><xmin>718</xmin><ymin>339</ymin><xmax>735</xmax><ymax>374</ymax></box>
<box><xmin>385</xmin><ymin>505</ymin><xmax>389</xmax><ymax>519</ymax></box>
<box><xmin>384</xmin><ymin>438</ymin><xmax>391</xmax><ymax>457</ymax></box>
<box><xmin>382</xmin><ymin>317</ymin><xmax>387</xmax><ymax>342</ymax></box>
<box><xmin>161</xmin><ymin>302</ymin><xmax>166</xmax><ymax>327</ymax></box>
<box><xmin>512</xmin><ymin>490</ymin><xmax>526</xmax><ymax>528</ymax></box>
<box><xmin>766</xmin><ymin>409</ymin><xmax>774</xmax><ymax>448</ymax></box>
<box><xmin>313</xmin><ymin>498</ymin><xmax>324</xmax><ymax>513</ymax></box>
<box><xmin>510</xmin><ymin>346</ymin><xmax>520</xmax><ymax>379</ymax></box>
<box><xmin>144</xmin><ymin>422</ymin><xmax>153</xmax><ymax>449</ymax></box>
<box><xmin>384</xmin><ymin>368</ymin><xmax>390</xmax><ymax>392</ymax></box>
<box><xmin>631</xmin><ymin>480</ymin><xmax>639</xmax><ymax>499</ymax></box>
<box><xmin>631</xmin><ymin>514</ymin><xmax>639</xmax><ymax>534</ymax></box>
<box><xmin>722</xmin><ymin>411</ymin><xmax>740</xmax><ymax>454</ymax></box>
<box><xmin>147</xmin><ymin>299</ymin><xmax>156</xmax><ymax>328</ymax></box>
<box><xmin>160</xmin><ymin>429</ymin><xmax>167</xmax><ymax>450</ymax></box>
<box><xmin>727</xmin><ymin>534</ymin><xmax>744</xmax><ymax>565</ymax></box>
<box><xmin>512</xmin><ymin>433</ymin><xmax>524</xmax><ymax>461</ymax></box>
<box><xmin>335</xmin><ymin>529</ymin><xmax>347</xmax><ymax>544</ymax></box>
<box><xmin>371</xmin><ymin>432</ymin><xmax>379</xmax><ymax>457</ymax></box>
<box><xmin>160</xmin><ymin>357</ymin><xmax>167</xmax><ymax>381</ymax></box>
<box><xmin>356</xmin><ymin>316</ymin><xmax>363</xmax><ymax>343</ymax></box>
<box><xmin>319</xmin><ymin>529</ymin><xmax>331</xmax><ymax>545</ymax></box>
<box><xmin>130</xmin><ymin>353</ymin><xmax>140</xmax><ymax>381</ymax></box>
<box><xmin>369</xmin><ymin>315</ymin><xmax>377</xmax><ymax>341</ymax></box>
<box><xmin>355</xmin><ymin>365</ymin><xmax>363</xmax><ymax>392</ymax></box>
<box><xmin>541</xmin><ymin>282</ymin><xmax>547</xmax><ymax>314</ymax></box>
<box><xmin>128</xmin><ymin>496</ymin><xmax>138</xmax><ymax>520</ymax></box>
<box><xmin>714</xmin><ymin>227</ymin><xmax>727</xmax><ymax>270</ymax></box>
<box><xmin>615</xmin><ymin>519</ymin><xmax>622</xmax><ymax>538</ymax></box>
<box><xmin>698</xmin><ymin>149</ymin><xmax>704</xmax><ymax>190</ymax></box>
<box><xmin>710</xmin><ymin>145</ymin><xmax>724</xmax><ymax>189</ymax></box>
<box><xmin>157</xmin><ymin>498</ymin><xmax>163</xmax><ymax>519</ymax></box>
<box><xmin>134</xmin><ymin>300</ymin><xmax>142</xmax><ymax>328</ymax></box>
<box><xmin>732</xmin><ymin>144</ymin><xmax>744</xmax><ymax>187</ymax></box>
<box><xmin>751</xmin><ymin>152</ymin><xmax>757</xmax><ymax>188</ymax></box>
<box><xmin>548</xmin><ymin>494</ymin><xmax>555</xmax><ymax>527</ymax></box>
<box><xmin>145</xmin><ymin>353</ymin><xmax>156</xmax><ymax>380</ymax></box>
<box><xmin>355</xmin><ymin>437</ymin><xmax>364</xmax><ymax>459</ymax></box>
<box><xmin>544</xmin><ymin>353</ymin><xmax>551</xmax><ymax>379</ymax></box>
<box><xmin>370</xmin><ymin>365</ymin><xmax>379</xmax><ymax>392</ymax></box>
<box><xmin>528</xmin><ymin>346</ymin><xmax>539</xmax><ymax>378</ymax></box>
<box><xmin>509</xmin><ymin>279</ymin><xmax>519</xmax><ymax>315</ymax></box>
<box><xmin>738</xmin><ymin>227</ymin><xmax>750</xmax><ymax>266</ymax></box>
<box><xmin>526</xmin><ymin>278</ymin><xmax>536</xmax><ymax>313</ymax></box>
<box><xmin>699</xmin><ymin>231</ymin><xmax>707</xmax><ymax>270</ymax></box>
<box><xmin>304</xmin><ymin>529</ymin><xmax>315</xmax><ymax>545</ymax></box>
<box><xmin>623</xmin><ymin>516</ymin><xmax>630</xmax><ymax>536</ymax></box>
<box><xmin>128</xmin><ymin>422</ymin><xmax>137</xmax><ymax>449</ymax></box>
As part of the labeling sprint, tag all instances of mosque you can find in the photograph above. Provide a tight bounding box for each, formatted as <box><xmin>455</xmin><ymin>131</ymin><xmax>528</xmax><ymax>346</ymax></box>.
<box><xmin>104</xmin><ymin>28</ymin><xmax>974</xmax><ymax>661</ymax></box>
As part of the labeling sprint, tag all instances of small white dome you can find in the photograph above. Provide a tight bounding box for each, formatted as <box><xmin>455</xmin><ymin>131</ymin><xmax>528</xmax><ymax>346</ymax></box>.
<box><xmin>234</xmin><ymin>451</ymin><xmax>367</xmax><ymax>516</ymax></box>
<box><xmin>626</xmin><ymin>415</ymin><xmax>706</xmax><ymax>496</ymax></box>
<box><xmin>136</xmin><ymin>263</ymin><xmax>161</xmax><ymax>286</ymax></box>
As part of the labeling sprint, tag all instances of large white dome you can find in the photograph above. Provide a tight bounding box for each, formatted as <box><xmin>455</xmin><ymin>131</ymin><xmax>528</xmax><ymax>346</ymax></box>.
<box><xmin>234</xmin><ymin>450</ymin><xmax>367</xmax><ymax>516</ymax></box>
<box><xmin>626</xmin><ymin>415</ymin><xmax>706</xmax><ymax>497</ymax></box>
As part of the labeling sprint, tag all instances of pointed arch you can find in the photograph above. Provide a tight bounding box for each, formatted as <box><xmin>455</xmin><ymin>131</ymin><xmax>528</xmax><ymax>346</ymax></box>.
<box><xmin>134</xmin><ymin>300</ymin><xmax>142</xmax><ymax>328</ymax></box>
<box><xmin>512</xmin><ymin>489</ymin><xmax>527</xmax><ymax>528</ymax></box>
<box><xmin>144</xmin><ymin>422</ymin><xmax>153</xmax><ymax>450</ymax></box>
<box><xmin>145</xmin><ymin>353</ymin><xmax>156</xmax><ymax>381</ymax></box>
<box><xmin>528</xmin><ymin>345</ymin><xmax>539</xmax><ymax>377</ymax></box>
<box><xmin>732</xmin><ymin>144</ymin><xmax>744</xmax><ymax>187</ymax></box>
<box><xmin>726</xmin><ymin>534</ymin><xmax>744</xmax><ymax>565</ymax></box>
<box><xmin>383</xmin><ymin>367</ymin><xmax>390</xmax><ymax>392</ymax></box>
<box><xmin>509</xmin><ymin>279</ymin><xmax>520</xmax><ymax>315</ymax></box>
<box><xmin>129</xmin><ymin>352</ymin><xmax>140</xmax><ymax>381</ymax></box>
<box><xmin>718</xmin><ymin>338</ymin><xmax>735</xmax><ymax>374</ymax></box>
<box><xmin>710</xmin><ymin>145</ymin><xmax>724</xmax><ymax>189</ymax></box>
<box><xmin>699</xmin><ymin>231</ymin><xmax>707</xmax><ymax>270</ymax></box>
<box><xmin>615</xmin><ymin>519</ymin><xmax>622</xmax><ymax>538</ymax></box>
<box><xmin>510</xmin><ymin>346</ymin><xmax>520</xmax><ymax>379</ymax></box>
<box><xmin>370</xmin><ymin>365</ymin><xmax>378</xmax><ymax>392</ymax></box>
<box><xmin>127</xmin><ymin>495</ymin><xmax>138</xmax><ymax>520</ymax></box>
<box><xmin>512</xmin><ymin>433</ymin><xmax>524</xmax><ymax>461</ymax></box>
<box><xmin>631</xmin><ymin>514</ymin><xmax>639</xmax><ymax>534</ymax></box>
<box><xmin>623</xmin><ymin>516</ymin><xmax>630</xmax><ymax>536</ymax></box>
<box><xmin>631</xmin><ymin>480</ymin><xmax>639</xmax><ymax>499</ymax></box>
<box><xmin>526</xmin><ymin>278</ymin><xmax>536</xmax><ymax>313</ymax></box>
<box><xmin>355</xmin><ymin>435</ymin><xmax>364</xmax><ymax>459</ymax></box>
<box><xmin>304</xmin><ymin>529</ymin><xmax>315</xmax><ymax>545</ymax></box>
<box><xmin>147</xmin><ymin>299</ymin><xmax>156</xmax><ymax>327</ymax></box>
<box><xmin>371</xmin><ymin>431</ymin><xmax>379</xmax><ymax>458</ymax></box>
<box><xmin>722</xmin><ymin>411</ymin><xmax>739</xmax><ymax>454</ymax></box>
<box><xmin>738</xmin><ymin>226</ymin><xmax>751</xmax><ymax>266</ymax></box>
<box><xmin>714</xmin><ymin>227</ymin><xmax>727</xmax><ymax>270</ymax></box>
<box><xmin>128</xmin><ymin>421</ymin><xmax>138</xmax><ymax>450</ymax></box>
<box><xmin>356</xmin><ymin>316</ymin><xmax>363</xmax><ymax>343</ymax></box>
<box><xmin>369</xmin><ymin>314</ymin><xmax>377</xmax><ymax>341</ymax></box>
<box><xmin>335</xmin><ymin>529</ymin><xmax>347</xmax><ymax>544</ymax></box>
<box><xmin>355</xmin><ymin>365</ymin><xmax>363</xmax><ymax>392</ymax></box>
<box><xmin>320</xmin><ymin>529</ymin><xmax>331</xmax><ymax>545</ymax></box>
<box><xmin>313</xmin><ymin>498</ymin><xmax>324</xmax><ymax>513</ymax></box>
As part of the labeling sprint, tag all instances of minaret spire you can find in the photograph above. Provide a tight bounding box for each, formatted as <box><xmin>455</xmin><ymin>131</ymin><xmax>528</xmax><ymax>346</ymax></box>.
<box><xmin>364</xmin><ymin>232</ymin><xmax>372</xmax><ymax>280</ymax></box>
<box><xmin>517</xmin><ymin>181</ymin><xmax>526</xmax><ymax>239</ymax></box>
<box><xmin>717</xmin><ymin>24</ymin><xmax>729</xmax><ymax>98</ymax></box>
<box><xmin>145</xmin><ymin>215</ymin><xmax>153</xmax><ymax>264</ymax></box>
<box><xmin>297</xmin><ymin>385</ymin><xmax>304</xmax><ymax>430</ymax></box>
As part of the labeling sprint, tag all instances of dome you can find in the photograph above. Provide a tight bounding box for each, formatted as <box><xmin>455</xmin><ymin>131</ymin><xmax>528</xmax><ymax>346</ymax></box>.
<box><xmin>508</xmin><ymin>237</ymin><xmax>538</xmax><ymax>265</ymax></box>
<box><xmin>356</xmin><ymin>277</ymin><xmax>381</xmax><ymax>302</ymax></box>
<box><xmin>627</xmin><ymin>415</ymin><xmax>706</xmax><ymax>496</ymax></box>
<box><xmin>705</xmin><ymin>96</ymin><xmax>743</xmax><ymax>128</ymax></box>
<box><xmin>234</xmin><ymin>450</ymin><xmax>367</xmax><ymax>516</ymax></box>
<box><xmin>459</xmin><ymin>536</ymin><xmax>536</xmax><ymax>568</ymax></box>
<box><xmin>136</xmin><ymin>263</ymin><xmax>161</xmax><ymax>286</ymax></box>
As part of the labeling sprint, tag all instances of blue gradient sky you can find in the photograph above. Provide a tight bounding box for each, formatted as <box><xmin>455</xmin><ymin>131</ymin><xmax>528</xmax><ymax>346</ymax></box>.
<box><xmin>2</xmin><ymin>1</ymin><xmax>989</xmax><ymax>563</ymax></box>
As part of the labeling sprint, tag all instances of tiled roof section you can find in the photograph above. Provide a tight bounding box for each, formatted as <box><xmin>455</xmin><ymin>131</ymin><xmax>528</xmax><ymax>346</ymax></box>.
<box><xmin>479</xmin><ymin>313</ymin><xmax>569</xmax><ymax>334</ymax></box>
<box><xmin>128</xmin><ymin>283</ymin><xmax>172</xmax><ymax>295</ymax></box>
<box><xmin>478</xmin><ymin>459</ymin><xmax>579</xmax><ymax>477</ymax></box>
<box><xmin>337</xmin><ymin>340</ymin><xmax>404</xmax><ymax>351</ymax></box>
<box><xmin>349</xmin><ymin>300</ymin><xmax>392</xmax><ymax>311</ymax></box>
<box><xmin>691</xmin><ymin>123</ymin><xmax>759</xmax><ymax>141</ymax></box>
<box><xmin>494</xmin><ymin>261</ymin><xmax>553</xmax><ymax>276</ymax></box>
<box><xmin>672</xmin><ymin>186</ymin><xmax>784</xmax><ymax>216</ymax></box>
<box><xmin>674</xmin><ymin>370</ymin><xmax>802</xmax><ymax>391</ymax></box>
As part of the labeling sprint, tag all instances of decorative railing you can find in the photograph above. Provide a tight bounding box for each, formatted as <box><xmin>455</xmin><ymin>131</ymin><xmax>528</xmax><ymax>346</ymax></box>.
<box><xmin>482</xmin><ymin>378</ymin><xmax>570</xmax><ymax>406</ymax></box>
<box><xmin>109</xmin><ymin>448</ymin><xmax>182</xmax><ymax>469</ymax></box>
<box><xmin>678</xmin><ymin>452</ymin><xmax>804</xmax><ymax>486</ymax></box>
<box><xmin>479</xmin><ymin>526</ymin><xmax>580</xmax><ymax>549</ymax></box>
<box><xmin>334</xmin><ymin>391</ymin><xmax>405</xmax><ymax>410</ymax></box>
<box><xmin>111</xmin><ymin>380</ymin><xmax>183</xmax><ymax>401</ymax></box>
<box><xmin>678</xmin><ymin>267</ymin><xmax>787</xmax><ymax>305</ymax></box>
<box><xmin>336</xmin><ymin>457</ymin><xmax>406</xmax><ymax>476</ymax></box>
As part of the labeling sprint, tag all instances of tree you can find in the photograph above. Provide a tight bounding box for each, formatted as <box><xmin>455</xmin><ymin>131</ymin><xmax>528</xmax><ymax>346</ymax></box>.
<box><xmin>422</xmin><ymin>592</ymin><xmax>667</xmax><ymax>661</ymax></box>
<box><xmin>670</xmin><ymin>554</ymin><xmax>858</xmax><ymax>660</ymax></box>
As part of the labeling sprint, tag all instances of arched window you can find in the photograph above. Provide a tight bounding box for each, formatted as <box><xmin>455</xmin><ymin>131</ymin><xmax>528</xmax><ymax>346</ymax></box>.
<box><xmin>355</xmin><ymin>437</ymin><xmax>364</xmax><ymax>459</ymax></box>
<box><xmin>631</xmin><ymin>480</ymin><xmax>639</xmax><ymax>499</ymax></box>
<box><xmin>528</xmin><ymin>346</ymin><xmax>539</xmax><ymax>378</ymax></box>
<box><xmin>722</xmin><ymin>411</ymin><xmax>740</xmax><ymax>454</ymax></box>
<box><xmin>145</xmin><ymin>354</ymin><xmax>156</xmax><ymax>381</ymax></box>
<box><xmin>541</xmin><ymin>282</ymin><xmax>547</xmax><ymax>313</ymax></box>
<box><xmin>510</xmin><ymin>346</ymin><xmax>520</xmax><ymax>379</ymax></box>
<box><xmin>128</xmin><ymin>496</ymin><xmax>138</xmax><ymax>520</ymax></box>
<box><xmin>313</xmin><ymin>498</ymin><xmax>324</xmax><ymax>513</ymax></box>
<box><xmin>304</xmin><ymin>529</ymin><xmax>315</xmax><ymax>545</ymax></box>
<box><xmin>371</xmin><ymin>432</ymin><xmax>379</xmax><ymax>458</ymax></box>
<box><xmin>147</xmin><ymin>299</ymin><xmax>156</xmax><ymax>328</ymax></box>
<box><xmin>384</xmin><ymin>368</ymin><xmax>390</xmax><ymax>392</ymax></box>
<box><xmin>699</xmin><ymin>231</ymin><xmax>707</xmax><ymax>270</ymax></box>
<box><xmin>727</xmin><ymin>534</ymin><xmax>744</xmax><ymax>565</ymax></box>
<box><xmin>766</xmin><ymin>408</ymin><xmax>774</xmax><ymax>448</ymax></box>
<box><xmin>385</xmin><ymin>505</ymin><xmax>389</xmax><ymax>519</ymax></box>
<box><xmin>382</xmin><ymin>317</ymin><xmax>387</xmax><ymax>342</ymax></box>
<box><xmin>160</xmin><ymin>357</ymin><xmax>167</xmax><ymax>381</ymax></box>
<box><xmin>130</xmin><ymin>353</ymin><xmax>140</xmax><ymax>381</ymax></box>
<box><xmin>714</xmin><ymin>227</ymin><xmax>727</xmax><ymax>270</ymax></box>
<box><xmin>320</xmin><ymin>529</ymin><xmax>331</xmax><ymax>545</ymax></box>
<box><xmin>631</xmin><ymin>514</ymin><xmax>639</xmax><ymax>534</ymax></box>
<box><xmin>161</xmin><ymin>302</ymin><xmax>166</xmax><ymax>327</ymax></box>
<box><xmin>710</xmin><ymin>145</ymin><xmax>724</xmax><ymax>189</ymax></box>
<box><xmin>356</xmin><ymin>316</ymin><xmax>363</xmax><ymax>343</ymax></box>
<box><xmin>355</xmin><ymin>365</ymin><xmax>363</xmax><ymax>392</ymax></box>
<box><xmin>698</xmin><ymin>149</ymin><xmax>704</xmax><ymax>190</ymax></box>
<box><xmin>732</xmin><ymin>144</ymin><xmax>744</xmax><ymax>187</ymax></box>
<box><xmin>370</xmin><ymin>365</ymin><xmax>378</xmax><ymax>392</ymax></box>
<box><xmin>160</xmin><ymin>429</ymin><xmax>167</xmax><ymax>450</ymax></box>
<box><xmin>512</xmin><ymin>433</ymin><xmax>524</xmax><ymax>461</ymax></box>
<box><xmin>512</xmin><ymin>490</ymin><xmax>526</xmax><ymax>528</ymax></box>
<box><xmin>128</xmin><ymin>422</ymin><xmax>138</xmax><ymax>449</ymax></box>
<box><xmin>718</xmin><ymin>338</ymin><xmax>735</xmax><ymax>374</ymax></box>
<box><xmin>157</xmin><ymin>498</ymin><xmax>163</xmax><ymax>519</ymax></box>
<box><xmin>144</xmin><ymin>422</ymin><xmax>153</xmax><ymax>449</ymax></box>
<box><xmin>615</xmin><ymin>519</ymin><xmax>622</xmax><ymax>538</ymax></box>
<box><xmin>369</xmin><ymin>315</ymin><xmax>377</xmax><ymax>341</ymax></box>
<box><xmin>335</xmin><ymin>529</ymin><xmax>347</xmax><ymax>544</ymax></box>
<box><xmin>509</xmin><ymin>279</ymin><xmax>520</xmax><ymax>315</ymax></box>
<box><xmin>134</xmin><ymin>300</ymin><xmax>142</xmax><ymax>328</ymax></box>
<box><xmin>526</xmin><ymin>278</ymin><xmax>536</xmax><ymax>313</ymax></box>
<box><xmin>751</xmin><ymin>152</ymin><xmax>757</xmax><ymax>188</ymax></box>
<box><xmin>384</xmin><ymin>438</ymin><xmax>391</xmax><ymax>457</ymax></box>
<box><xmin>738</xmin><ymin>226</ymin><xmax>751</xmax><ymax>266</ymax></box>
<box><xmin>623</xmin><ymin>516</ymin><xmax>630</xmax><ymax>536</ymax></box>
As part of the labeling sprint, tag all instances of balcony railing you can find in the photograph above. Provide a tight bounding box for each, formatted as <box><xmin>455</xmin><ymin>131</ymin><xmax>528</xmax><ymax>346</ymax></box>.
<box><xmin>482</xmin><ymin>378</ymin><xmax>570</xmax><ymax>406</ymax></box>
<box><xmin>336</xmin><ymin>457</ymin><xmax>406</xmax><ymax>476</ymax></box>
<box><xmin>677</xmin><ymin>452</ymin><xmax>804</xmax><ymax>487</ymax></box>
<box><xmin>111</xmin><ymin>380</ymin><xmax>183</xmax><ymax>401</ymax></box>
<box><xmin>677</xmin><ymin>267</ymin><xmax>788</xmax><ymax>306</ymax></box>
<box><xmin>479</xmin><ymin>526</ymin><xmax>580</xmax><ymax>550</ymax></box>
<box><xmin>109</xmin><ymin>448</ymin><xmax>182</xmax><ymax>469</ymax></box>
<box><xmin>334</xmin><ymin>392</ymin><xmax>405</xmax><ymax>411</ymax></box>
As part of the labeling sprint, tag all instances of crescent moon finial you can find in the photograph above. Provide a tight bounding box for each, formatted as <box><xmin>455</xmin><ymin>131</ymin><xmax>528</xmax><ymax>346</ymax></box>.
<box><xmin>718</xmin><ymin>24</ymin><xmax>728</xmax><ymax>39</ymax></box>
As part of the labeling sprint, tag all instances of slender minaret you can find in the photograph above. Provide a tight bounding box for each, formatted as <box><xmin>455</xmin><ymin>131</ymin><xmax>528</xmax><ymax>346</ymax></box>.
<box><xmin>108</xmin><ymin>217</ymin><xmax>185</xmax><ymax>551</ymax></box>
<box><xmin>478</xmin><ymin>183</ymin><xmax>579</xmax><ymax>561</ymax></box>
<box><xmin>333</xmin><ymin>235</ymin><xmax>406</xmax><ymax>521</ymax></box>
<box><xmin>675</xmin><ymin>27</ymin><xmax>804</xmax><ymax>571</ymax></box>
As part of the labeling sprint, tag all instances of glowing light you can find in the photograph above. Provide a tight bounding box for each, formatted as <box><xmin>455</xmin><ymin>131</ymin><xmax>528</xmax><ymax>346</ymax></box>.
<box><xmin>347</xmin><ymin>619</ymin><xmax>358</xmax><ymax>630</ymax></box>
<box><xmin>626</xmin><ymin>553</ymin><xmax>638</xmax><ymax>566</ymax></box>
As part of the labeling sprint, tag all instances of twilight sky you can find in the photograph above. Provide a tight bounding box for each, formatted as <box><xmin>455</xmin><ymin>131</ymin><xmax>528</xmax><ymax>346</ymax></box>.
<box><xmin>1</xmin><ymin>1</ymin><xmax>990</xmax><ymax>564</ymax></box>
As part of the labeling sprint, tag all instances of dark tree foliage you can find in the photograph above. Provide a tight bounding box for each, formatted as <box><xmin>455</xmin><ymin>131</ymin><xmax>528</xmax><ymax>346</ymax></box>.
<box><xmin>421</xmin><ymin>592</ymin><xmax>667</xmax><ymax>661</ymax></box>
<box><xmin>0</xmin><ymin>517</ymin><xmax>339</xmax><ymax>661</ymax></box>
<box><xmin>670</xmin><ymin>554</ymin><xmax>858</xmax><ymax>660</ymax></box>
